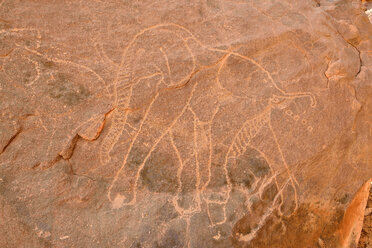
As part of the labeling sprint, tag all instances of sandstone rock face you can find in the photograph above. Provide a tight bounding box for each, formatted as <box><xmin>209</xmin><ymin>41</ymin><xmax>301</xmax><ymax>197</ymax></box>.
<box><xmin>0</xmin><ymin>0</ymin><xmax>371</xmax><ymax>247</ymax></box>
<box><xmin>359</xmin><ymin>185</ymin><xmax>372</xmax><ymax>247</ymax></box>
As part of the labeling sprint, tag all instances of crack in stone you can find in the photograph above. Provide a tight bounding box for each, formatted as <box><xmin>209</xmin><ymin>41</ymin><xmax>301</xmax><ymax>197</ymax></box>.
<box><xmin>60</xmin><ymin>134</ymin><xmax>79</xmax><ymax>160</ymax></box>
<box><xmin>62</xmin><ymin>108</ymin><xmax>113</xmax><ymax>159</ymax></box>
<box><xmin>42</xmin><ymin>109</ymin><xmax>113</xmax><ymax>170</ymax></box>
<box><xmin>0</xmin><ymin>127</ymin><xmax>22</xmax><ymax>156</ymax></box>
<box><xmin>331</xmin><ymin>27</ymin><xmax>363</xmax><ymax>78</ymax></box>
<box><xmin>316</xmin><ymin>3</ymin><xmax>363</xmax><ymax>78</ymax></box>
<box><xmin>41</xmin><ymin>154</ymin><xmax>62</xmax><ymax>170</ymax></box>
<box><xmin>347</xmin><ymin>42</ymin><xmax>362</xmax><ymax>78</ymax></box>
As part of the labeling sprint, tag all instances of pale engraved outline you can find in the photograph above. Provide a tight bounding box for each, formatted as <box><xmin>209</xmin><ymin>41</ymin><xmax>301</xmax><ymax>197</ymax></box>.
<box><xmin>101</xmin><ymin>25</ymin><xmax>318</xmax><ymax>229</ymax></box>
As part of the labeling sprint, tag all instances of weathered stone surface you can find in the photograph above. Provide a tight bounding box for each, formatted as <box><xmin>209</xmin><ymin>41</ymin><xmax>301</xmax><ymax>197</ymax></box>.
<box><xmin>0</xmin><ymin>0</ymin><xmax>371</xmax><ymax>247</ymax></box>
<box><xmin>359</xmin><ymin>184</ymin><xmax>372</xmax><ymax>247</ymax></box>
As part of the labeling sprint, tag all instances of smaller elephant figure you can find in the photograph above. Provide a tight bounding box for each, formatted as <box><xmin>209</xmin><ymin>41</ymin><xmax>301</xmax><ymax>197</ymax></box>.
<box><xmin>190</xmin><ymin>49</ymin><xmax>316</xmax><ymax>226</ymax></box>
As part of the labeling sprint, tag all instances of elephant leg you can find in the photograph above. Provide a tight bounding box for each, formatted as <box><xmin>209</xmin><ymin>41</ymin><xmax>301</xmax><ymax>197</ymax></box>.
<box><xmin>249</xmin><ymin>123</ymin><xmax>298</xmax><ymax>217</ymax></box>
<box><xmin>202</xmin><ymin>142</ymin><xmax>232</xmax><ymax>226</ymax></box>
<box><xmin>230</xmin><ymin>123</ymin><xmax>297</xmax><ymax>241</ymax></box>
<box><xmin>108</xmin><ymin>81</ymin><xmax>197</xmax><ymax>208</ymax></box>
<box><xmin>170</xmin><ymin>109</ymin><xmax>204</xmax><ymax>216</ymax></box>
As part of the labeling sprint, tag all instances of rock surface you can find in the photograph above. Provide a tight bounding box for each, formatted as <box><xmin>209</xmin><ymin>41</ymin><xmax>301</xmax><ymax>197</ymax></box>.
<box><xmin>359</xmin><ymin>186</ymin><xmax>372</xmax><ymax>248</ymax></box>
<box><xmin>0</xmin><ymin>0</ymin><xmax>371</xmax><ymax>247</ymax></box>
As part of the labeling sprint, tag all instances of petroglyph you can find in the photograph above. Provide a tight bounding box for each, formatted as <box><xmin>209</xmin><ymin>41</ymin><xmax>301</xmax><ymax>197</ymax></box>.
<box><xmin>2</xmin><ymin>1</ymin><xmax>370</xmax><ymax>247</ymax></box>
<box><xmin>99</xmin><ymin>24</ymin><xmax>197</xmax><ymax>165</ymax></box>
<box><xmin>0</xmin><ymin>24</ymin><xmax>318</xmax><ymax>227</ymax></box>
<box><xmin>0</xmin><ymin>26</ymin><xmax>111</xmax><ymax>172</ymax></box>
<box><xmin>97</xmin><ymin>24</ymin><xmax>319</xmax><ymax>238</ymax></box>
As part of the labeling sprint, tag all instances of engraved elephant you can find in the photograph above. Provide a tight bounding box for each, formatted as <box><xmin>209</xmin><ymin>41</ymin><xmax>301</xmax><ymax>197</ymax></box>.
<box><xmin>103</xmin><ymin>24</ymin><xmax>205</xmax><ymax>207</ymax></box>
<box><xmin>196</xmin><ymin>49</ymin><xmax>316</xmax><ymax>227</ymax></box>
<box><xmin>101</xmin><ymin>24</ymin><xmax>317</xmax><ymax>223</ymax></box>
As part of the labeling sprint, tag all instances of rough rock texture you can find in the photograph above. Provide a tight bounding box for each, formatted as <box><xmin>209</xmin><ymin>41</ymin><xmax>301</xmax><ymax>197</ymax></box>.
<box><xmin>359</xmin><ymin>186</ymin><xmax>372</xmax><ymax>248</ymax></box>
<box><xmin>0</xmin><ymin>0</ymin><xmax>371</xmax><ymax>247</ymax></box>
<box><xmin>363</xmin><ymin>0</ymin><xmax>372</xmax><ymax>22</ymax></box>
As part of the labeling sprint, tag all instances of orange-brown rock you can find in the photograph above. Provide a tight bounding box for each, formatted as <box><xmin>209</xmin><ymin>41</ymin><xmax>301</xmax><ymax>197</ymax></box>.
<box><xmin>0</xmin><ymin>0</ymin><xmax>371</xmax><ymax>247</ymax></box>
<box><xmin>359</xmin><ymin>185</ymin><xmax>372</xmax><ymax>247</ymax></box>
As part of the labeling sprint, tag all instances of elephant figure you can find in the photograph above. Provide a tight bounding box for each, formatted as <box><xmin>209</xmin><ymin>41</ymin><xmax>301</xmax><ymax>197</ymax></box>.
<box><xmin>101</xmin><ymin>24</ymin><xmax>317</xmax><ymax>224</ymax></box>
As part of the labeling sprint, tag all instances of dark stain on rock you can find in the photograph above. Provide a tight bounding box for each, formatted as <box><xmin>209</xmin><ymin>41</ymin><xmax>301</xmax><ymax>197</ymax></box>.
<box><xmin>24</xmin><ymin>40</ymin><xmax>34</xmax><ymax>48</ymax></box>
<box><xmin>243</xmin><ymin>178</ymin><xmax>253</xmax><ymax>189</ymax></box>
<box><xmin>320</xmin><ymin>207</ymin><xmax>344</xmax><ymax>246</ymax></box>
<box><xmin>262</xmin><ymin>183</ymin><xmax>278</xmax><ymax>203</ymax></box>
<box><xmin>22</xmin><ymin>71</ymin><xmax>32</xmax><ymax>83</ymax></box>
<box><xmin>229</xmin><ymin>148</ymin><xmax>271</xmax><ymax>190</ymax></box>
<box><xmin>156</xmin><ymin>201</ymin><xmax>179</xmax><ymax>222</ymax></box>
<box><xmin>155</xmin><ymin>228</ymin><xmax>183</xmax><ymax>248</ymax></box>
<box><xmin>247</xmin><ymin>158</ymin><xmax>270</xmax><ymax>178</ymax></box>
<box><xmin>244</xmin><ymin>148</ymin><xmax>270</xmax><ymax>178</ymax></box>
<box><xmin>250</xmin><ymin>197</ymin><xmax>268</xmax><ymax>218</ymax></box>
<box><xmin>130</xmin><ymin>242</ymin><xmax>142</xmax><ymax>248</ymax></box>
<box><xmin>233</xmin><ymin>203</ymin><xmax>344</xmax><ymax>248</ymax></box>
<box><xmin>233</xmin><ymin>214</ymin><xmax>252</xmax><ymax>237</ymax></box>
<box><xmin>128</xmin><ymin>111</ymin><xmax>143</xmax><ymax>125</ymax></box>
<box><xmin>47</xmin><ymin>73</ymin><xmax>90</xmax><ymax>106</ymax></box>
<box><xmin>126</xmin><ymin>147</ymin><xmax>146</xmax><ymax>172</ymax></box>
<box><xmin>140</xmin><ymin>151</ymin><xmax>178</xmax><ymax>194</ymax></box>
<box><xmin>228</xmin><ymin>148</ymin><xmax>270</xmax><ymax>193</ymax></box>
<box><xmin>336</xmin><ymin>193</ymin><xmax>350</xmax><ymax>205</ymax></box>
<box><xmin>42</xmin><ymin>60</ymin><xmax>55</xmax><ymax>69</ymax></box>
<box><xmin>228</xmin><ymin>162</ymin><xmax>255</xmax><ymax>190</ymax></box>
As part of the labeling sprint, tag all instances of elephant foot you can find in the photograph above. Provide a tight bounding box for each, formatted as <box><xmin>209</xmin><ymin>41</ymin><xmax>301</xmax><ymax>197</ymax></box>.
<box><xmin>109</xmin><ymin>176</ymin><xmax>136</xmax><ymax>209</ymax></box>
<box><xmin>173</xmin><ymin>192</ymin><xmax>201</xmax><ymax>215</ymax></box>
<box><xmin>278</xmin><ymin>183</ymin><xmax>298</xmax><ymax>217</ymax></box>
<box><xmin>206</xmin><ymin>202</ymin><xmax>227</xmax><ymax>226</ymax></box>
<box><xmin>203</xmin><ymin>187</ymin><xmax>231</xmax><ymax>226</ymax></box>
